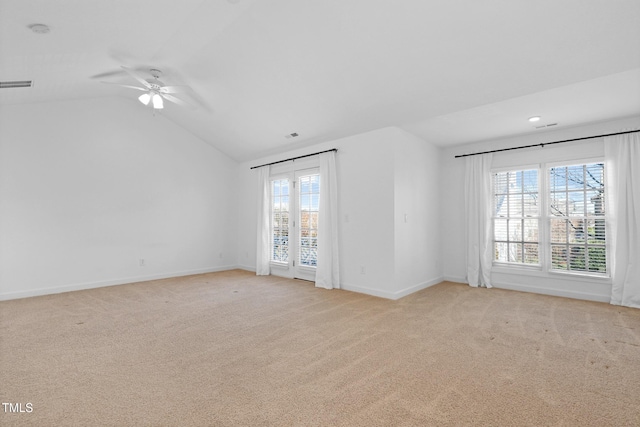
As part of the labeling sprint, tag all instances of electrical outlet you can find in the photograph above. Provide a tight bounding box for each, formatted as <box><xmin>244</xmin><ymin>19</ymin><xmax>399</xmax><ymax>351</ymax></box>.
<box><xmin>139</xmin><ymin>259</ymin><xmax>145</xmax><ymax>267</ymax></box>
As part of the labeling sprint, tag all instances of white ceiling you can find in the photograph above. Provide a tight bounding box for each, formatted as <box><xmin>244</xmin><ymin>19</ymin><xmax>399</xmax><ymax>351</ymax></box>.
<box><xmin>1</xmin><ymin>0</ymin><xmax>639</xmax><ymax>162</ymax></box>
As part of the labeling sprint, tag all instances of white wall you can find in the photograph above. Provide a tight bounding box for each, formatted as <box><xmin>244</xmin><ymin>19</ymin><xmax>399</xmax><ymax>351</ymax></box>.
<box><xmin>237</xmin><ymin>126</ymin><xmax>443</xmax><ymax>299</ymax></box>
<box><xmin>394</xmin><ymin>128</ymin><xmax>442</xmax><ymax>297</ymax></box>
<box><xmin>0</xmin><ymin>97</ymin><xmax>239</xmax><ymax>300</ymax></box>
<box><xmin>440</xmin><ymin>116</ymin><xmax>640</xmax><ymax>302</ymax></box>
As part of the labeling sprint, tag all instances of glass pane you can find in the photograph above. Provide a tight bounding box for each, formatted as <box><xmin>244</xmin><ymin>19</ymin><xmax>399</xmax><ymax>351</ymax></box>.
<box><xmin>508</xmin><ymin>243</ymin><xmax>522</xmax><ymax>263</ymax></box>
<box><xmin>586</xmin><ymin>190</ymin><xmax>603</xmax><ymax>216</ymax></box>
<box><xmin>300</xmin><ymin>177</ymin><xmax>310</xmax><ymax>193</ymax></box>
<box><xmin>523</xmin><ymin>170</ymin><xmax>538</xmax><ymax>193</ymax></box>
<box><xmin>551</xmin><ymin>245</ymin><xmax>567</xmax><ymax>270</ymax></box>
<box><xmin>508</xmin><ymin>171</ymin><xmax>523</xmax><ymax>193</ymax></box>
<box><xmin>588</xmin><ymin>246</ymin><xmax>606</xmax><ymax>273</ymax></box>
<box><xmin>309</xmin><ymin>212</ymin><xmax>319</xmax><ymax>229</ymax></box>
<box><xmin>523</xmin><ymin>193</ymin><xmax>538</xmax><ymax>216</ymax></box>
<box><xmin>523</xmin><ymin>219</ymin><xmax>538</xmax><ymax>242</ymax></box>
<box><xmin>565</xmin><ymin>165</ymin><xmax>584</xmax><ymax>190</ymax></box>
<box><xmin>550</xmin><ymin>219</ymin><xmax>567</xmax><ymax>243</ymax></box>
<box><xmin>567</xmin><ymin>191</ymin><xmax>585</xmax><ymax>216</ymax></box>
<box><xmin>282</xmin><ymin>183</ymin><xmax>289</xmax><ymax>196</ymax></box>
<box><xmin>273</xmin><ymin>180</ymin><xmax>280</xmax><ymax>196</ymax></box>
<box><xmin>585</xmin><ymin>163</ymin><xmax>604</xmax><ymax>189</ymax></box>
<box><xmin>568</xmin><ymin>245</ymin><xmax>586</xmax><ymax>271</ymax></box>
<box><xmin>281</xmin><ymin>196</ymin><xmax>289</xmax><ymax>211</ymax></box>
<box><xmin>508</xmin><ymin>219</ymin><xmax>522</xmax><ymax>241</ymax></box>
<box><xmin>300</xmin><ymin>194</ymin><xmax>310</xmax><ymax>210</ymax></box>
<box><xmin>568</xmin><ymin>220</ymin><xmax>586</xmax><ymax>243</ymax></box>
<box><xmin>495</xmin><ymin>242</ymin><xmax>508</xmax><ymax>262</ymax></box>
<box><xmin>494</xmin><ymin>173</ymin><xmax>509</xmax><ymax>195</ymax></box>
<box><xmin>310</xmin><ymin>175</ymin><xmax>320</xmax><ymax>193</ymax></box>
<box><xmin>300</xmin><ymin>212</ymin><xmax>309</xmax><ymax>229</ymax></box>
<box><xmin>494</xmin><ymin>219</ymin><xmax>507</xmax><ymax>241</ymax></box>
<box><xmin>495</xmin><ymin>195</ymin><xmax>507</xmax><ymax>216</ymax></box>
<box><xmin>508</xmin><ymin>195</ymin><xmax>523</xmax><ymax>217</ymax></box>
<box><xmin>591</xmin><ymin>218</ymin><xmax>606</xmax><ymax>242</ymax></box>
<box><xmin>311</xmin><ymin>194</ymin><xmax>319</xmax><ymax>210</ymax></box>
<box><xmin>308</xmin><ymin>247</ymin><xmax>317</xmax><ymax>266</ymax></box>
<box><xmin>524</xmin><ymin>244</ymin><xmax>538</xmax><ymax>264</ymax></box>
<box><xmin>550</xmin><ymin>167</ymin><xmax>567</xmax><ymax>192</ymax></box>
<box><xmin>300</xmin><ymin>247</ymin><xmax>310</xmax><ymax>264</ymax></box>
<box><xmin>549</xmin><ymin>194</ymin><xmax>566</xmax><ymax>216</ymax></box>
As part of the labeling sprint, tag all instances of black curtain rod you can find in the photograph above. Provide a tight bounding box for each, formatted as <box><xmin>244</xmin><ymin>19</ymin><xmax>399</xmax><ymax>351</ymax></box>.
<box><xmin>250</xmin><ymin>148</ymin><xmax>337</xmax><ymax>169</ymax></box>
<box><xmin>454</xmin><ymin>130</ymin><xmax>639</xmax><ymax>159</ymax></box>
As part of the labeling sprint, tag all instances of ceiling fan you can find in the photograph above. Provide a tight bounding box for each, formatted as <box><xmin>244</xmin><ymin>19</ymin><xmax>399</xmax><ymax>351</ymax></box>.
<box><xmin>101</xmin><ymin>67</ymin><xmax>194</xmax><ymax>110</ymax></box>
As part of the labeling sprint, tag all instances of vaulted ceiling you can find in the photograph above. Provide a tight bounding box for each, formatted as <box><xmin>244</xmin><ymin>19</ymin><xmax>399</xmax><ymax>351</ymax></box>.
<box><xmin>1</xmin><ymin>0</ymin><xmax>639</xmax><ymax>161</ymax></box>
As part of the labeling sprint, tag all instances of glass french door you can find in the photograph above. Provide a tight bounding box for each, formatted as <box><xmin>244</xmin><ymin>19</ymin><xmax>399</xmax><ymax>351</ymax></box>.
<box><xmin>271</xmin><ymin>169</ymin><xmax>320</xmax><ymax>281</ymax></box>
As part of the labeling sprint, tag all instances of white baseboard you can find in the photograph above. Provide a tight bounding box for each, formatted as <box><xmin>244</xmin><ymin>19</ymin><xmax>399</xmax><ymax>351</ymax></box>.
<box><xmin>0</xmin><ymin>265</ymin><xmax>241</xmax><ymax>301</ymax></box>
<box><xmin>443</xmin><ymin>275</ymin><xmax>467</xmax><ymax>284</ymax></box>
<box><xmin>237</xmin><ymin>264</ymin><xmax>256</xmax><ymax>273</ymax></box>
<box><xmin>342</xmin><ymin>276</ymin><xmax>444</xmax><ymax>300</ymax></box>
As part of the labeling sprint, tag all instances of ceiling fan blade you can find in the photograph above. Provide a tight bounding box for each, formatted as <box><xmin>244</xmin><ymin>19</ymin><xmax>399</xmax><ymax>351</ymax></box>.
<box><xmin>100</xmin><ymin>81</ymin><xmax>147</xmax><ymax>91</ymax></box>
<box><xmin>161</xmin><ymin>93</ymin><xmax>195</xmax><ymax>109</ymax></box>
<box><xmin>159</xmin><ymin>85</ymin><xmax>190</xmax><ymax>94</ymax></box>
<box><xmin>121</xmin><ymin>66</ymin><xmax>151</xmax><ymax>89</ymax></box>
<box><xmin>91</xmin><ymin>69</ymin><xmax>126</xmax><ymax>79</ymax></box>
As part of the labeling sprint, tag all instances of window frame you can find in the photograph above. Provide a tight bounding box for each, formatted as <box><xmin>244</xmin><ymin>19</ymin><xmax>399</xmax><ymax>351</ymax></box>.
<box><xmin>544</xmin><ymin>158</ymin><xmax>607</xmax><ymax>277</ymax></box>
<box><xmin>267</xmin><ymin>157</ymin><xmax>320</xmax><ymax>281</ymax></box>
<box><xmin>269</xmin><ymin>173</ymin><xmax>291</xmax><ymax>268</ymax></box>
<box><xmin>491</xmin><ymin>158</ymin><xmax>609</xmax><ymax>279</ymax></box>
<box><xmin>491</xmin><ymin>164</ymin><xmax>542</xmax><ymax>269</ymax></box>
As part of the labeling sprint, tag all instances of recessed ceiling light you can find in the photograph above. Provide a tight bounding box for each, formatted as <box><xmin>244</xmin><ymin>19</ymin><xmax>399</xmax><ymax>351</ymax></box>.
<box><xmin>528</xmin><ymin>116</ymin><xmax>541</xmax><ymax>122</ymax></box>
<box><xmin>28</xmin><ymin>24</ymin><xmax>50</xmax><ymax>34</ymax></box>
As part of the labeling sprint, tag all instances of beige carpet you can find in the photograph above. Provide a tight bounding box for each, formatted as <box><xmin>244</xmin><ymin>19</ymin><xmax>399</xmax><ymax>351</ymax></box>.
<box><xmin>1</xmin><ymin>270</ymin><xmax>639</xmax><ymax>426</ymax></box>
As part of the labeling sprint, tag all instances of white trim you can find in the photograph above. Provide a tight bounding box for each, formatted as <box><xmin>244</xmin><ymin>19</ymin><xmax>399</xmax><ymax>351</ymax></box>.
<box><xmin>238</xmin><ymin>264</ymin><xmax>256</xmax><ymax>273</ymax></box>
<box><xmin>0</xmin><ymin>265</ymin><xmax>240</xmax><ymax>301</ymax></box>
<box><xmin>443</xmin><ymin>275</ymin><xmax>467</xmax><ymax>284</ymax></box>
<box><xmin>342</xmin><ymin>276</ymin><xmax>444</xmax><ymax>300</ymax></box>
<box><xmin>492</xmin><ymin>280</ymin><xmax>610</xmax><ymax>303</ymax></box>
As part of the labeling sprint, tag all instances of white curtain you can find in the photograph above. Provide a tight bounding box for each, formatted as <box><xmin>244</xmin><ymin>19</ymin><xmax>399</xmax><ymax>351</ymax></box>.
<box><xmin>464</xmin><ymin>153</ymin><xmax>493</xmax><ymax>288</ymax></box>
<box><xmin>256</xmin><ymin>165</ymin><xmax>271</xmax><ymax>276</ymax></box>
<box><xmin>315</xmin><ymin>151</ymin><xmax>340</xmax><ymax>289</ymax></box>
<box><xmin>605</xmin><ymin>132</ymin><xmax>640</xmax><ymax>308</ymax></box>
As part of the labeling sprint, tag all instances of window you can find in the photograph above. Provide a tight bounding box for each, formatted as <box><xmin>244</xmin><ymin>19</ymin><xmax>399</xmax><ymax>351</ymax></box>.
<box><xmin>298</xmin><ymin>174</ymin><xmax>320</xmax><ymax>267</ymax></box>
<box><xmin>549</xmin><ymin>163</ymin><xmax>606</xmax><ymax>274</ymax></box>
<box><xmin>271</xmin><ymin>178</ymin><xmax>289</xmax><ymax>263</ymax></box>
<box><xmin>492</xmin><ymin>161</ymin><xmax>607</xmax><ymax>276</ymax></box>
<box><xmin>269</xmin><ymin>170</ymin><xmax>320</xmax><ymax>280</ymax></box>
<box><xmin>493</xmin><ymin>169</ymin><xmax>539</xmax><ymax>265</ymax></box>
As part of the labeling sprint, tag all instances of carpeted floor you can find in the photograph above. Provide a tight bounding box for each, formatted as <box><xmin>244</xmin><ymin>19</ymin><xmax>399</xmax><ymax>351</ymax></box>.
<box><xmin>1</xmin><ymin>269</ymin><xmax>639</xmax><ymax>426</ymax></box>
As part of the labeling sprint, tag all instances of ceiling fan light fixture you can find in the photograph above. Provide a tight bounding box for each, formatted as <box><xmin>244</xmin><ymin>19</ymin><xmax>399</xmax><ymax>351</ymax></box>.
<box><xmin>138</xmin><ymin>93</ymin><xmax>151</xmax><ymax>105</ymax></box>
<box><xmin>152</xmin><ymin>93</ymin><xmax>164</xmax><ymax>109</ymax></box>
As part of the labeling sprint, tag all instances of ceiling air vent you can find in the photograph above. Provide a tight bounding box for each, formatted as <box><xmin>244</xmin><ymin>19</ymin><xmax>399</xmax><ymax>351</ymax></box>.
<box><xmin>0</xmin><ymin>80</ymin><xmax>33</xmax><ymax>89</ymax></box>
